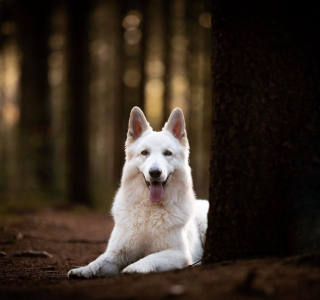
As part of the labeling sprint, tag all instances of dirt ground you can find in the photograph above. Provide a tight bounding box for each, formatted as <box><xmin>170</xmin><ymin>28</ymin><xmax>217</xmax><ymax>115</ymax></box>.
<box><xmin>1</xmin><ymin>208</ymin><xmax>320</xmax><ymax>300</ymax></box>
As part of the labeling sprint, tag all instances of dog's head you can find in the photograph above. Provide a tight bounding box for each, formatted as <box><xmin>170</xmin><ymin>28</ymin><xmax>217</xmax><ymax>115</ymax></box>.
<box><xmin>124</xmin><ymin>107</ymin><xmax>190</xmax><ymax>203</ymax></box>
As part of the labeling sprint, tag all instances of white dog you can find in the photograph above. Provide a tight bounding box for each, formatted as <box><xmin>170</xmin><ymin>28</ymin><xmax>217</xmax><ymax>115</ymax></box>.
<box><xmin>68</xmin><ymin>107</ymin><xmax>209</xmax><ymax>278</ymax></box>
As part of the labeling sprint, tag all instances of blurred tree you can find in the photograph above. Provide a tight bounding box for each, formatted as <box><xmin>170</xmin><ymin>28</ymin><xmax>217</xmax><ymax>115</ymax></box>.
<box><xmin>204</xmin><ymin>0</ymin><xmax>320</xmax><ymax>263</ymax></box>
<box><xmin>89</xmin><ymin>0</ymin><xmax>119</xmax><ymax>206</ymax></box>
<box><xmin>186</xmin><ymin>0</ymin><xmax>211</xmax><ymax>200</ymax></box>
<box><xmin>201</xmin><ymin>0</ymin><xmax>212</xmax><ymax>201</ymax></box>
<box><xmin>65</xmin><ymin>0</ymin><xmax>92</xmax><ymax>206</ymax></box>
<box><xmin>0</xmin><ymin>0</ymin><xmax>11</xmax><ymax>195</ymax></box>
<box><xmin>138</xmin><ymin>1</ymin><xmax>147</xmax><ymax>113</ymax></box>
<box><xmin>15</xmin><ymin>0</ymin><xmax>54</xmax><ymax>192</ymax></box>
<box><xmin>144</xmin><ymin>0</ymin><xmax>166</xmax><ymax>129</ymax></box>
<box><xmin>0</xmin><ymin>1</ymin><xmax>12</xmax><ymax>49</ymax></box>
<box><xmin>0</xmin><ymin>0</ymin><xmax>212</xmax><ymax>208</ymax></box>
<box><xmin>48</xmin><ymin>6</ymin><xmax>68</xmax><ymax>198</ymax></box>
<box><xmin>113</xmin><ymin>0</ymin><xmax>147</xmax><ymax>187</ymax></box>
<box><xmin>162</xmin><ymin>0</ymin><xmax>171</xmax><ymax>124</ymax></box>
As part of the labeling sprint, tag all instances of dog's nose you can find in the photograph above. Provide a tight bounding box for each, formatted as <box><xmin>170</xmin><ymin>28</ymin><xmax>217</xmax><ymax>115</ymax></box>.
<box><xmin>149</xmin><ymin>168</ymin><xmax>162</xmax><ymax>179</ymax></box>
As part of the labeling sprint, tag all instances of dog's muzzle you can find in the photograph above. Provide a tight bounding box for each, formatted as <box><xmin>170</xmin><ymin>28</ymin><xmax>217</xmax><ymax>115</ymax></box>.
<box><xmin>143</xmin><ymin>173</ymin><xmax>171</xmax><ymax>189</ymax></box>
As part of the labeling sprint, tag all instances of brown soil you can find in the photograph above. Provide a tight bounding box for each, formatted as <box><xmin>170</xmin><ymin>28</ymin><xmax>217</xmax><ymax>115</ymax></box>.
<box><xmin>1</xmin><ymin>208</ymin><xmax>320</xmax><ymax>299</ymax></box>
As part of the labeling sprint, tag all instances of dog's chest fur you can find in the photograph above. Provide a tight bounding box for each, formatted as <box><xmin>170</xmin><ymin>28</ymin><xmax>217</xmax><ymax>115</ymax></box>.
<box><xmin>116</xmin><ymin>199</ymin><xmax>189</xmax><ymax>231</ymax></box>
<box><xmin>113</xmin><ymin>198</ymin><xmax>191</xmax><ymax>262</ymax></box>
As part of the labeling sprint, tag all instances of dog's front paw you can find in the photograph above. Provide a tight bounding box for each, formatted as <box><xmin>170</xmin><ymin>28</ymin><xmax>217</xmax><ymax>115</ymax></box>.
<box><xmin>121</xmin><ymin>263</ymin><xmax>152</xmax><ymax>274</ymax></box>
<box><xmin>68</xmin><ymin>265</ymin><xmax>95</xmax><ymax>279</ymax></box>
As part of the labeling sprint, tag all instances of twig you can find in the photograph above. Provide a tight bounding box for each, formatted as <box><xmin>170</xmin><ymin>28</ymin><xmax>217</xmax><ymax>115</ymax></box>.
<box><xmin>24</xmin><ymin>234</ymin><xmax>108</xmax><ymax>244</ymax></box>
<box><xmin>12</xmin><ymin>250</ymin><xmax>53</xmax><ymax>258</ymax></box>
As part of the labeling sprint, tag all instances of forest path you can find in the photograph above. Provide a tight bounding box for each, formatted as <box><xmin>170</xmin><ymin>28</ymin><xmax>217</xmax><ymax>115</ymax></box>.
<box><xmin>1</xmin><ymin>208</ymin><xmax>320</xmax><ymax>299</ymax></box>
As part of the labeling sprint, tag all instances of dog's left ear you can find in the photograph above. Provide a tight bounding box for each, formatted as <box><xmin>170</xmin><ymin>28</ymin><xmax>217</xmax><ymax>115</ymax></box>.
<box><xmin>127</xmin><ymin>107</ymin><xmax>151</xmax><ymax>142</ymax></box>
<box><xmin>164</xmin><ymin>108</ymin><xmax>187</xmax><ymax>142</ymax></box>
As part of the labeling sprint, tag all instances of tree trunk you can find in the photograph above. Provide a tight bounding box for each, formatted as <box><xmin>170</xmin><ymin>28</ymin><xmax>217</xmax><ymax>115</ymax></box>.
<box><xmin>65</xmin><ymin>0</ymin><xmax>92</xmax><ymax>206</ymax></box>
<box><xmin>204</xmin><ymin>0</ymin><xmax>320</xmax><ymax>263</ymax></box>
<box><xmin>186</xmin><ymin>0</ymin><xmax>211</xmax><ymax>200</ymax></box>
<box><xmin>162</xmin><ymin>0</ymin><xmax>171</xmax><ymax>124</ymax></box>
<box><xmin>17</xmin><ymin>1</ymin><xmax>53</xmax><ymax>191</ymax></box>
<box><xmin>112</xmin><ymin>1</ymin><xmax>127</xmax><ymax>188</ymax></box>
<box><xmin>138</xmin><ymin>0</ymin><xmax>147</xmax><ymax>112</ymax></box>
<box><xmin>113</xmin><ymin>0</ymin><xmax>147</xmax><ymax>186</ymax></box>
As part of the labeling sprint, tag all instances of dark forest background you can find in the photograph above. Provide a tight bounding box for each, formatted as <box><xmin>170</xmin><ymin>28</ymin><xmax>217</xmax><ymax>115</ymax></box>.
<box><xmin>1</xmin><ymin>1</ymin><xmax>320</xmax><ymax>297</ymax></box>
<box><xmin>0</xmin><ymin>0</ymin><xmax>211</xmax><ymax>210</ymax></box>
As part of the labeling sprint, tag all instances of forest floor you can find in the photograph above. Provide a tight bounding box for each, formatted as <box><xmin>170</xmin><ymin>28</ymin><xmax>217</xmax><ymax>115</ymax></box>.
<box><xmin>1</xmin><ymin>208</ymin><xmax>320</xmax><ymax>300</ymax></box>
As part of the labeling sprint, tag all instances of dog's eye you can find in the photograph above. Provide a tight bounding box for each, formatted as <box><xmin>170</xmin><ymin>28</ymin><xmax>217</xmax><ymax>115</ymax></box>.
<box><xmin>141</xmin><ymin>150</ymin><xmax>149</xmax><ymax>156</ymax></box>
<box><xmin>164</xmin><ymin>150</ymin><xmax>172</xmax><ymax>156</ymax></box>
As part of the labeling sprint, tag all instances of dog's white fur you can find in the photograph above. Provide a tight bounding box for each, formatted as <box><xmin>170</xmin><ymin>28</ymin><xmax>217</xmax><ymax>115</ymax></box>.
<box><xmin>68</xmin><ymin>107</ymin><xmax>209</xmax><ymax>278</ymax></box>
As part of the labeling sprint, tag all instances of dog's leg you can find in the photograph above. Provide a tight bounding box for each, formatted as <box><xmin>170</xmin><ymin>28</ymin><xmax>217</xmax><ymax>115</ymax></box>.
<box><xmin>121</xmin><ymin>249</ymin><xmax>191</xmax><ymax>274</ymax></box>
<box><xmin>68</xmin><ymin>226</ymin><xmax>126</xmax><ymax>279</ymax></box>
<box><xmin>68</xmin><ymin>251</ymin><xmax>120</xmax><ymax>278</ymax></box>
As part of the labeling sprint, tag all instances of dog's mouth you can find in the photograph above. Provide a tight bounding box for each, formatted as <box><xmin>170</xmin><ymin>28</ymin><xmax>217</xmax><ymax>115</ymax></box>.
<box><xmin>143</xmin><ymin>174</ymin><xmax>171</xmax><ymax>203</ymax></box>
<box><xmin>143</xmin><ymin>173</ymin><xmax>171</xmax><ymax>189</ymax></box>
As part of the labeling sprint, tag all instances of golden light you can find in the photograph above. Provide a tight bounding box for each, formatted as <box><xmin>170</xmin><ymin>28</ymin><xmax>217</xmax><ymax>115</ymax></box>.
<box><xmin>128</xmin><ymin>10</ymin><xmax>143</xmax><ymax>21</ymax></box>
<box><xmin>145</xmin><ymin>79</ymin><xmax>164</xmax><ymax>128</ymax></box>
<box><xmin>170</xmin><ymin>75</ymin><xmax>188</xmax><ymax>112</ymax></box>
<box><xmin>124</xmin><ymin>28</ymin><xmax>142</xmax><ymax>45</ymax></box>
<box><xmin>2</xmin><ymin>103</ymin><xmax>19</xmax><ymax>126</ymax></box>
<box><xmin>146</xmin><ymin>60</ymin><xmax>165</xmax><ymax>78</ymax></box>
<box><xmin>122</xmin><ymin>15</ymin><xmax>140</xmax><ymax>31</ymax></box>
<box><xmin>48</xmin><ymin>52</ymin><xmax>63</xmax><ymax>68</ymax></box>
<box><xmin>171</xmin><ymin>35</ymin><xmax>188</xmax><ymax>51</ymax></box>
<box><xmin>123</xmin><ymin>69</ymin><xmax>141</xmax><ymax>88</ymax></box>
<box><xmin>146</xmin><ymin>79</ymin><xmax>164</xmax><ymax>97</ymax></box>
<box><xmin>48</xmin><ymin>49</ymin><xmax>63</xmax><ymax>87</ymax></box>
<box><xmin>148</xmin><ymin>36</ymin><xmax>163</xmax><ymax>52</ymax></box>
<box><xmin>2</xmin><ymin>43</ymin><xmax>20</xmax><ymax>104</ymax></box>
<box><xmin>49</xmin><ymin>69</ymin><xmax>63</xmax><ymax>87</ymax></box>
<box><xmin>90</xmin><ymin>40</ymin><xmax>114</xmax><ymax>61</ymax></box>
<box><xmin>199</xmin><ymin>12</ymin><xmax>211</xmax><ymax>28</ymax></box>
<box><xmin>172</xmin><ymin>75</ymin><xmax>187</xmax><ymax>93</ymax></box>
<box><xmin>49</xmin><ymin>34</ymin><xmax>64</xmax><ymax>50</ymax></box>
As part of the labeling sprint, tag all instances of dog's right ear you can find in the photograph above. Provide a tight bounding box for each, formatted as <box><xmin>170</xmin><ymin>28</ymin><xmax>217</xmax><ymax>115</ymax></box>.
<box><xmin>163</xmin><ymin>108</ymin><xmax>189</xmax><ymax>148</ymax></box>
<box><xmin>127</xmin><ymin>107</ymin><xmax>151</xmax><ymax>142</ymax></box>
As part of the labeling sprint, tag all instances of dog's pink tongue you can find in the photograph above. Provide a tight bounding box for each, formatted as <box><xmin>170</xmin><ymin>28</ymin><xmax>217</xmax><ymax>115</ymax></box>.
<box><xmin>149</xmin><ymin>181</ymin><xmax>163</xmax><ymax>202</ymax></box>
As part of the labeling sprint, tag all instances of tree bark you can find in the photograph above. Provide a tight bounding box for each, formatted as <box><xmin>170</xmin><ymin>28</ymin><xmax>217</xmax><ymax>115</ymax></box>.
<box><xmin>204</xmin><ymin>0</ymin><xmax>320</xmax><ymax>263</ymax></box>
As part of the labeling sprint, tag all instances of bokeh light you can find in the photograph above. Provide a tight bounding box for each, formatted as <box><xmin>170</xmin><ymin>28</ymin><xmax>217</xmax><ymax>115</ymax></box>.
<box><xmin>122</xmin><ymin>14</ymin><xmax>140</xmax><ymax>31</ymax></box>
<box><xmin>199</xmin><ymin>12</ymin><xmax>211</xmax><ymax>28</ymax></box>
<box><xmin>124</xmin><ymin>28</ymin><xmax>142</xmax><ymax>45</ymax></box>
<box><xmin>123</xmin><ymin>69</ymin><xmax>141</xmax><ymax>88</ymax></box>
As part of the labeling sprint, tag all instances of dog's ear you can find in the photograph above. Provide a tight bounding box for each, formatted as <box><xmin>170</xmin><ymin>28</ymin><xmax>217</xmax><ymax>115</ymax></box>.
<box><xmin>127</xmin><ymin>107</ymin><xmax>151</xmax><ymax>142</ymax></box>
<box><xmin>164</xmin><ymin>108</ymin><xmax>187</xmax><ymax>141</ymax></box>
